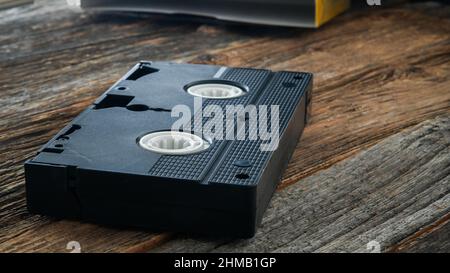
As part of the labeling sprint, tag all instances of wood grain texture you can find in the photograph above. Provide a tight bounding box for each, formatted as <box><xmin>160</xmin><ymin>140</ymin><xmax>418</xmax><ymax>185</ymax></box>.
<box><xmin>389</xmin><ymin>214</ymin><xmax>450</xmax><ymax>253</ymax></box>
<box><xmin>0</xmin><ymin>0</ymin><xmax>449</xmax><ymax>252</ymax></box>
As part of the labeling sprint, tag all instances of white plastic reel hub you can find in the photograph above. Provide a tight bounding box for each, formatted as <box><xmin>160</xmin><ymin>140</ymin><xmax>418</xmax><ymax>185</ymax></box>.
<box><xmin>139</xmin><ymin>131</ymin><xmax>210</xmax><ymax>155</ymax></box>
<box><xmin>186</xmin><ymin>83</ymin><xmax>245</xmax><ymax>99</ymax></box>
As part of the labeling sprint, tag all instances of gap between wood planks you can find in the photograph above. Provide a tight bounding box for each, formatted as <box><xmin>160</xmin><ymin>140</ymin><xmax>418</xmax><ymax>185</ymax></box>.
<box><xmin>388</xmin><ymin>213</ymin><xmax>450</xmax><ymax>252</ymax></box>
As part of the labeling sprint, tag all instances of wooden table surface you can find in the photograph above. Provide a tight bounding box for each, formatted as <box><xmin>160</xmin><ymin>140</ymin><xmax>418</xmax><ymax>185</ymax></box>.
<box><xmin>0</xmin><ymin>0</ymin><xmax>449</xmax><ymax>253</ymax></box>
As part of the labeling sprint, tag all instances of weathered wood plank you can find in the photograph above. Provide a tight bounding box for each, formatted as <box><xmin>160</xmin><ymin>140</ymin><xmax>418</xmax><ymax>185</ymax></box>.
<box><xmin>388</xmin><ymin>213</ymin><xmax>450</xmax><ymax>253</ymax></box>
<box><xmin>152</xmin><ymin>115</ymin><xmax>450</xmax><ymax>253</ymax></box>
<box><xmin>0</xmin><ymin>1</ymin><xmax>449</xmax><ymax>252</ymax></box>
<box><xmin>0</xmin><ymin>0</ymin><xmax>32</xmax><ymax>10</ymax></box>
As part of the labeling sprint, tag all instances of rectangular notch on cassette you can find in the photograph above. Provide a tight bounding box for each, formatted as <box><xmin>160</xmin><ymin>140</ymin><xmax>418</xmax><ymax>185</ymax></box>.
<box><xmin>25</xmin><ymin>61</ymin><xmax>313</xmax><ymax>237</ymax></box>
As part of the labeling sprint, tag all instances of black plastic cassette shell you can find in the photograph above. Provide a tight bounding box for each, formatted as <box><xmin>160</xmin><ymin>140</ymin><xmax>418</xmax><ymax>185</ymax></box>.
<box><xmin>25</xmin><ymin>61</ymin><xmax>313</xmax><ymax>237</ymax></box>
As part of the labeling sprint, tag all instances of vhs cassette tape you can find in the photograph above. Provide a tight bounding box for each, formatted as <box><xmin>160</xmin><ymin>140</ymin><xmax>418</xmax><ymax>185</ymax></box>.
<box><xmin>25</xmin><ymin>61</ymin><xmax>312</xmax><ymax>237</ymax></box>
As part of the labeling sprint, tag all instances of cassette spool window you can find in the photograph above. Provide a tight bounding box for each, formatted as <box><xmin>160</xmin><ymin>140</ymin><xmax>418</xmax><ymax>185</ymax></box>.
<box><xmin>138</xmin><ymin>131</ymin><xmax>210</xmax><ymax>155</ymax></box>
<box><xmin>186</xmin><ymin>81</ymin><xmax>247</xmax><ymax>99</ymax></box>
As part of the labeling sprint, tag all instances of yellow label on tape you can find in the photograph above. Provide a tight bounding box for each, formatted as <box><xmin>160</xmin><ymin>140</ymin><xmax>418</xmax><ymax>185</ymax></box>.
<box><xmin>316</xmin><ymin>0</ymin><xmax>350</xmax><ymax>27</ymax></box>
